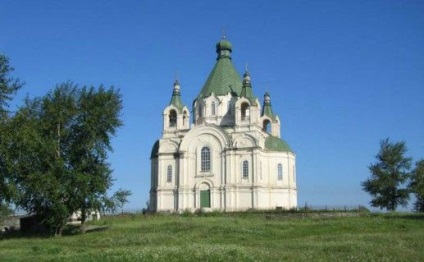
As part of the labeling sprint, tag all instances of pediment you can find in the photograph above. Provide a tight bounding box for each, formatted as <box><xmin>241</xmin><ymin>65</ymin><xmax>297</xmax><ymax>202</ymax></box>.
<box><xmin>233</xmin><ymin>135</ymin><xmax>256</xmax><ymax>148</ymax></box>
<box><xmin>158</xmin><ymin>141</ymin><xmax>179</xmax><ymax>153</ymax></box>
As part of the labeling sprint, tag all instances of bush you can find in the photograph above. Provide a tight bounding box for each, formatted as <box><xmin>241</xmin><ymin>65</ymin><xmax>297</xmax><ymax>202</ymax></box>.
<box><xmin>194</xmin><ymin>208</ymin><xmax>206</xmax><ymax>216</ymax></box>
<box><xmin>358</xmin><ymin>205</ymin><xmax>371</xmax><ymax>213</ymax></box>
<box><xmin>0</xmin><ymin>203</ymin><xmax>13</xmax><ymax>217</ymax></box>
<box><xmin>180</xmin><ymin>209</ymin><xmax>193</xmax><ymax>217</ymax></box>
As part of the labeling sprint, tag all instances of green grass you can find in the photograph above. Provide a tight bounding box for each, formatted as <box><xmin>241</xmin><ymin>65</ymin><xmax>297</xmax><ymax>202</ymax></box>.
<box><xmin>1</xmin><ymin>212</ymin><xmax>423</xmax><ymax>261</ymax></box>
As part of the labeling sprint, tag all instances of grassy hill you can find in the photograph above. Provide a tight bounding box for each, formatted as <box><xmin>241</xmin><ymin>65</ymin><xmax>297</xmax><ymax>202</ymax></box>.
<box><xmin>1</xmin><ymin>211</ymin><xmax>423</xmax><ymax>261</ymax></box>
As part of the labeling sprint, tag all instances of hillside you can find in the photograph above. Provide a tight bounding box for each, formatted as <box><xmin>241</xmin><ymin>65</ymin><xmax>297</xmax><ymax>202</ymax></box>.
<box><xmin>1</xmin><ymin>212</ymin><xmax>423</xmax><ymax>261</ymax></box>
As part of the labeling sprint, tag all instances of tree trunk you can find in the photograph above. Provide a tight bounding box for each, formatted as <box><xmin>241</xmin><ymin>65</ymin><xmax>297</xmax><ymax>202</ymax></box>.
<box><xmin>55</xmin><ymin>225</ymin><xmax>63</xmax><ymax>237</ymax></box>
<box><xmin>81</xmin><ymin>207</ymin><xmax>87</xmax><ymax>234</ymax></box>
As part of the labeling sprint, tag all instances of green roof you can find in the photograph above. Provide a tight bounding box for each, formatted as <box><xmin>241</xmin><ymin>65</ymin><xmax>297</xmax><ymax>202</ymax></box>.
<box><xmin>170</xmin><ymin>93</ymin><xmax>184</xmax><ymax>112</ymax></box>
<box><xmin>261</xmin><ymin>92</ymin><xmax>275</xmax><ymax>120</ymax></box>
<box><xmin>240</xmin><ymin>72</ymin><xmax>257</xmax><ymax>104</ymax></box>
<box><xmin>198</xmin><ymin>39</ymin><xmax>242</xmax><ymax>99</ymax></box>
<box><xmin>198</xmin><ymin>57</ymin><xmax>242</xmax><ymax>98</ymax></box>
<box><xmin>169</xmin><ymin>80</ymin><xmax>186</xmax><ymax>112</ymax></box>
<box><xmin>265</xmin><ymin>135</ymin><xmax>292</xmax><ymax>152</ymax></box>
<box><xmin>216</xmin><ymin>39</ymin><xmax>232</xmax><ymax>52</ymax></box>
<box><xmin>262</xmin><ymin>104</ymin><xmax>275</xmax><ymax>120</ymax></box>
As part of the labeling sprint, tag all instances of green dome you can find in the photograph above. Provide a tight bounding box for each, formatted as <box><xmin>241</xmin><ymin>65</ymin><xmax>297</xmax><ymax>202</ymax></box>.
<box><xmin>198</xmin><ymin>56</ymin><xmax>241</xmax><ymax>98</ymax></box>
<box><xmin>265</xmin><ymin>136</ymin><xmax>293</xmax><ymax>152</ymax></box>
<box><xmin>216</xmin><ymin>39</ymin><xmax>232</xmax><ymax>52</ymax></box>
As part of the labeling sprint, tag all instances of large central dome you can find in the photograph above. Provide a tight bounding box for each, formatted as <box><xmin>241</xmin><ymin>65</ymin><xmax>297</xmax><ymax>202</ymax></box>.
<box><xmin>197</xmin><ymin>38</ymin><xmax>242</xmax><ymax>99</ymax></box>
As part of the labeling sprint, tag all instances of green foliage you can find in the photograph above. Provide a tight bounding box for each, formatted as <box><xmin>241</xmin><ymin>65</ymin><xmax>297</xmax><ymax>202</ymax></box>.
<box><xmin>357</xmin><ymin>205</ymin><xmax>371</xmax><ymax>213</ymax></box>
<box><xmin>410</xmin><ymin>160</ymin><xmax>424</xmax><ymax>212</ymax></box>
<box><xmin>180</xmin><ymin>208</ymin><xmax>194</xmax><ymax>217</ymax></box>
<box><xmin>0</xmin><ymin>54</ymin><xmax>23</xmax><ymax>205</ymax></box>
<box><xmin>5</xmin><ymin>82</ymin><xmax>123</xmax><ymax>235</ymax></box>
<box><xmin>0</xmin><ymin>202</ymin><xmax>13</xmax><ymax>217</ymax></box>
<box><xmin>0</xmin><ymin>53</ymin><xmax>23</xmax><ymax>117</ymax></box>
<box><xmin>194</xmin><ymin>208</ymin><xmax>206</xmax><ymax>216</ymax></box>
<box><xmin>100</xmin><ymin>189</ymin><xmax>132</xmax><ymax>215</ymax></box>
<box><xmin>362</xmin><ymin>138</ymin><xmax>412</xmax><ymax>211</ymax></box>
<box><xmin>1</xmin><ymin>213</ymin><xmax>424</xmax><ymax>261</ymax></box>
<box><xmin>112</xmin><ymin>189</ymin><xmax>132</xmax><ymax>214</ymax></box>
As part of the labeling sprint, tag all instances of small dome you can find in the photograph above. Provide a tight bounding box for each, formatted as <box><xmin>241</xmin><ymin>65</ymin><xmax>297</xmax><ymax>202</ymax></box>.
<box><xmin>173</xmin><ymin>79</ymin><xmax>180</xmax><ymax>92</ymax></box>
<box><xmin>264</xmin><ymin>92</ymin><xmax>271</xmax><ymax>103</ymax></box>
<box><xmin>265</xmin><ymin>135</ymin><xmax>292</xmax><ymax>152</ymax></box>
<box><xmin>243</xmin><ymin>70</ymin><xmax>250</xmax><ymax>82</ymax></box>
<box><xmin>216</xmin><ymin>39</ymin><xmax>232</xmax><ymax>52</ymax></box>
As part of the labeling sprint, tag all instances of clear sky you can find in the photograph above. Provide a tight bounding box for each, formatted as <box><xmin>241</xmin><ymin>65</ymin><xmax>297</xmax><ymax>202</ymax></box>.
<box><xmin>1</xmin><ymin>0</ymin><xmax>423</xmax><ymax>211</ymax></box>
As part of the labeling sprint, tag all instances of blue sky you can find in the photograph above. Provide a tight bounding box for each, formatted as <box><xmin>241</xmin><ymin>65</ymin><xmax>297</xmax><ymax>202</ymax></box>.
<box><xmin>1</xmin><ymin>0</ymin><xmax>423</xmax><ymax>211</ymax></box>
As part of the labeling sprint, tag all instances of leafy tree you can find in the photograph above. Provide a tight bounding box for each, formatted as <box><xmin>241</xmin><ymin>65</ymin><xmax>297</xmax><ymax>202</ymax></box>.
<box><xmin>410</xmin><ymin>160</ymin><xmax>424</xmax><ymax>212</ymax></box>
<box><xmin>0</xmin><ymin>203</ymin><xmax>13</xmax><ymax>217</ymax></box>
<box><xmin>113</xmin><ymin>188</ymin><xmax>132</xmax><ymax>214</ymax></box>
<box><xmin>7</xmin><ymin>83</ymin><xmax>123</xmax><ymax>235</ymax></box>
<box><xmin>362</xmin><ymin>138</ymin><xmax>412</xmax><ymax>211</ymax></box>
<box><xmin>0</xmin><ymin>54</ymin><xmax>23</xmax><ymax>117</ymax></box>
<box><xmin>0</xmin><ymin>54</ymin><xmax>23</xmax><ymax>205</ymax></box>
<box><xmin>98</xmin><ymin>189</ymin><xmax>132</xmax><ymax>216</ymax></box>
<box><xmin>66</xmin><ymin>86</ymin><xmax>122</xmax><ymax>232</ymax></box>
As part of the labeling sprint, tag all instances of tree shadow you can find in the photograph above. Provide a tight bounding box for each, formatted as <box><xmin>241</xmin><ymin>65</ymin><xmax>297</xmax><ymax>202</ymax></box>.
<box><xmin>59</xmin><ymin>224</ymin><xmax>109</xmax><ymax>236</ymax></box>
<box><xmin>381</xmin><ymin>213</ymin><xmax>424</xmax><ymax>220</ymax></box>
<box><xmin>0</xmin><ymin>228</ymin><xmax>51</xmax><ymax>239</ymax></box>
<box><xmin>0</xmin><ymin>224</ymin><xmax>109</xmax><ymax>240</ymax></box>
<box><xmin>82</xmin><ymin>225</ymin><xmax>109</xmax><ymax>233</ymax></box>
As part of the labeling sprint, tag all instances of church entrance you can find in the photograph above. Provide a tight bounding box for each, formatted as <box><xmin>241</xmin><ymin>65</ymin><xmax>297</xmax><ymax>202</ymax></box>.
<box><xmin>199</xmin><ymin>183</ymin><xmax>211</xmax><ymax>208</ymax></box>
<box><xmin>200</xmin><ymin>190</ymin><xmax>210</xmax><ymax>208</ymax></box>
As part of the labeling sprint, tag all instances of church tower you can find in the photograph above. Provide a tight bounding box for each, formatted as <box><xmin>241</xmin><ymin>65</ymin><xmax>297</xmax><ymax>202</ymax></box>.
<box><xmin>163</xmin><ymin>79</ymin><xmax>190</xmax><ymax>134</ymax></box>
<box><xmin>150</xmin><ymin>38</ymin><xmax>297</xmax><ymax>212</ymax></box>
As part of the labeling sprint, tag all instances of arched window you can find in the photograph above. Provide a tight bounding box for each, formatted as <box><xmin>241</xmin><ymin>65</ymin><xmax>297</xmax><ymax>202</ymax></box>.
<box><xmin>242</xmin><ymin>160</ymin><xmax>249</xmax><ymax>179</ymax></box>
<box><xmin>183</xmin><ymin>111</ymin><xmax>187</xmax><ymax>126</ymax></box>
<box><xmin>278</xmin><ymin>163</ymin><xmax>283</xmax><ymax>180</ymax></box>
<box><xmin>169</xmin><ymin>110</ymin><xmax>177</xmax><ymax>127</ymax></box>
<box><xmin>227</xmin><ymin>101</ymin><xmax>232</xmax><ymax>115</ymax></box>
<box><xmin>167</xmin><ymin>165</ymin><xmax>172</xmax><ymax>182</ymax></box>
<box><xmin>241</xmin><ymin>102</ymin><xmax>250</xmax><ymax>120</ymax></box>
<box><xmin>211</xmin><ymin>101</ymin><xmax>216</xmax><ymax>115</ymax></box>
<box><xmin>201</xmin><ymin>147</ymin><xmax>210</xmax><ymax>171</ymax></box>
<box><xmin>263</xmin><ymin>119</ymin><xmax>271</xmax><ymax>133</ymax></box>
<box><xmin>198</xmin><ymin>104</ymin><xmax>203</xmax><ymax>118</ymax></box>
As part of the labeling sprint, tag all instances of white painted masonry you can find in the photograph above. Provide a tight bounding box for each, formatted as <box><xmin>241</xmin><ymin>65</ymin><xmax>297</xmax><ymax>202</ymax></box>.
<box><xmin>150</xmin><ymin>39</ymin><xmax>297</xmax><ymax>212</ymax></box>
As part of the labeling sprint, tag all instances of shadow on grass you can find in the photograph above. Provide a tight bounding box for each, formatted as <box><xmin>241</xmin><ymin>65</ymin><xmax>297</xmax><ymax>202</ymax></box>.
<box><xmin>381</xmin><ymin>213</ymin><xmax>424</xmax><ymax>220</ymax></box>
<box><xmin>83</xmin><ymin>225</ymin><xmax>109</xmax><ymax>233</ymax></box>
<box><xmin>0</xmin><ymin>224</ymin><xmax>109</xmax><ymax>240</ymax></box>
<box><xmin>54</xmin><ymin>224</ymin><xmax>110</xmax><ymax>236</ymax></box>
<box><xmin>1</xmin><ymin>229</ymin><xmax>51</xmax><ymax>239</ymax></box>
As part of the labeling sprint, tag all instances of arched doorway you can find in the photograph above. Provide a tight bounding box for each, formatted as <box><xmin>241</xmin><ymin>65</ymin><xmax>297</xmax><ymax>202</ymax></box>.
<box><xmin>199</xmin><ymin>183</ymin><xmax>210</xmax><ymax>208</ymax></box>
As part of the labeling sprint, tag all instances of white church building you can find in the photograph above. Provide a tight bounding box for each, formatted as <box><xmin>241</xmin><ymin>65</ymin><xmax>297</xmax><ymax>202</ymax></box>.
<box><xmin>150</xmin><ymin>38</ymin><xmax>297</xmax><ymax>212</ymax></box>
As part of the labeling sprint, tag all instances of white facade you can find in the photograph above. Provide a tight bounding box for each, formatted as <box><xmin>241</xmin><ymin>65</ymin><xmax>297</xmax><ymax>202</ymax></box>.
<box><xmin>150</xmin><ymin>39</ymin><xmax>297</xmax><ymax>212</ymax></box>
